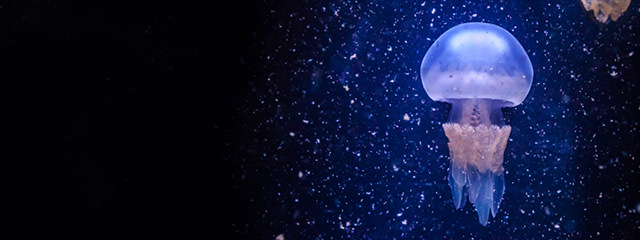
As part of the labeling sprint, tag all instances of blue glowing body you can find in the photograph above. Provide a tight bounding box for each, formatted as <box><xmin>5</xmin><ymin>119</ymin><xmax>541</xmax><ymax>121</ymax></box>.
<box><xmin>421</xmin><ymin>22</ymin><xmax>533</xmax><ymax>107</ymax></box>
<box><xmin>420</xmin><ymin>22</ymin><xmax>533</xmax><ymax>226</ymax></box>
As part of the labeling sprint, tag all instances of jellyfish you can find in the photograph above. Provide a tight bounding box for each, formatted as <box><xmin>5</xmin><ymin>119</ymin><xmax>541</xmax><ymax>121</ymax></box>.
<box><xmin>580</xmin><ymin>0</ymin><xmax>631</xmax><ymax>23</ymax></box>
<box><xmin>420</xmin><ymin>22</ymin><xmax>533</xmax><ymax>226</ymax></box>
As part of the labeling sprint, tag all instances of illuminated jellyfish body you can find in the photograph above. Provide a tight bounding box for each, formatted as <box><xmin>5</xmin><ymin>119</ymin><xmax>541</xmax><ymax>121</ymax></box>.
<box><xmin>420</xmin><ymin>22</ymin><xmax>533</xmax><ymax>226</ymax></box>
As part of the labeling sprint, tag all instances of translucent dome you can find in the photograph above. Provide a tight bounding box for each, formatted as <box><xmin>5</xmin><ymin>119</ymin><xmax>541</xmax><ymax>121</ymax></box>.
<box><xmin>420</xmin><ymin>22</ymin><xmax>533</xmax><ymax>107</ymax></box>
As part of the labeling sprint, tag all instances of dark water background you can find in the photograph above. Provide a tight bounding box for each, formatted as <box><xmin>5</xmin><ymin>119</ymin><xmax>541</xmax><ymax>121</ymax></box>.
<box><xmin>217</xmin><ymin>0</ymin><xmax>640</xmax><ymax>239</ymax></box>
<box><xmin>3</xmin><ymin>0</ymin><xmax>639</xmax><ymax>238</ymax></box>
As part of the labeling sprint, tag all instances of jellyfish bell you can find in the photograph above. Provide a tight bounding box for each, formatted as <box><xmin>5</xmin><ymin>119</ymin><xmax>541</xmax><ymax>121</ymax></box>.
<box><xmin>420</xmin><ymin>22</ymin><xmax>533</xmax><ymax>226</ymax></box>
<box><xmin>421</xmin><ymin>23</ymin><xmax>533</xmax><ymax>107</ymax></box>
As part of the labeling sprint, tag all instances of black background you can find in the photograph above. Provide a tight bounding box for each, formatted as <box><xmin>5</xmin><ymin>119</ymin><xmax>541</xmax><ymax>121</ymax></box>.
<box><xmin>2</xmin><ymin>1</ymin><xmax>257</xmax><ymax>237</ymax></box>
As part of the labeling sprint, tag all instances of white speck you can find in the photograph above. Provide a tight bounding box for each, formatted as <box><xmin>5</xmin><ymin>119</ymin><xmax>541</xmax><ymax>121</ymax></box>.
<box><xmin>298</xmin><ymin>171</ymin><xmax>304</xmax><ymax>178</ymax></box>
<box><xmin>349</xmin><ymin>53</ymin><xmax>357</xmax><ymax>60</ymax></box>
<box><xmin>401</xmin><ymin>219</ymin><xmax>407</xmax><ymax>225</ymax></box>
<box><xmin>393</xmin><ymin>164</ymin><xmax>399</xmax><ymax>172</ymax></box>
<box><xmin>403</xmin><ymin>113</ymin><xmax>410</xmax><ymax>121</ymax></box>
<box><xmin>343</xmin><ymin>85</ymin><xmax>350</xmax><ymax>91</ymax></box>
<box><xmin>629</xmin><ymin>51</ymin><xmax>634</xmax><ymax>57</ymax></box>
<box><xmin>289</xmin><ymin>132</ymin><xmax>295</xmax><ymax>137</ymax></box>
<box><xmin>610</xmin><ymin>71</ymin><xmax>618</xmax><ymax>77</ymax></box>
<box><xmin>276</xmin><ymin>233</ymin><xmax>285</xmax><ymax>240</ymax></box>
<box><xmin>554</xmin><ymin>224</ymin><xmax>560</xmax><ymax>229</ymax></box>
<box><xmin>397</xmin><ymin>212</ymin><xmax>403</xmax><ymax>217</ymax></box>
<box><xmin>472</xmin><ymin>13</ymin><xmax>477</xmax><ymax>17</ymax></box>
<box><xmin>302</xmin><ymin>119</ymin><xmax>309</xmax><ymax>124</ymax></box>
<box><xmin>431</xmin><ymin>8</ymin><xmax>436</xmax><ymax>14</ymax></box>
<box><xmin>421</xmin><ymin>2</ymin><xmax>426</xmax><ymax>7</ymax></box>
<box><xmin>387</xmin><ymin>46</ymin><xmax>393</xmax><ymax>51</ymax></box>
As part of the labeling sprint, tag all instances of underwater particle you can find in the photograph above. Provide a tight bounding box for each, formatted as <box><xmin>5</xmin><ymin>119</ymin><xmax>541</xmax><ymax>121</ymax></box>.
<box><xmin>275</xmin><ymin>233</ymin><xmax>285</xmax><ymax>240</ymax></box>
<box><xmin>580</xmin><ymin>0</ymin><xmax>631</xmax><ymax>23</ymax></box>
<box><xmin>420</xmin><ymin>22</ymin><xmax>533</xmax><ymax>226</ymax></box>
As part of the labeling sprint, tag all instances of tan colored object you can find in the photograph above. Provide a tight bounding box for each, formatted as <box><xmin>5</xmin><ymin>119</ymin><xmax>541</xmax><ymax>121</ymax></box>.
<box><xmin>443</xmin><ymin>123</ymin><xmax>511</xmax><ymax>225</ymax></box>
<box><xmin>580</xmin><ymin>0</ymin><xmax>631</xmax><ymax>23</ymax></box>
<box><xmin>443</xmin><ymin>123</ymin><xmax>511</xmax><ymax>174</ymax></box>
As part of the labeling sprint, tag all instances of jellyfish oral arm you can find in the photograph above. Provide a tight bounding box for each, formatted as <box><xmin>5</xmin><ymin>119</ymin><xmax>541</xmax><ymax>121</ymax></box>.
<box><xmin>443</xmin><ymin>123</ymin><xmax>509</xmax><ymax>226</ymax></box>
<box><xmin>441</xmin><ymin>98</ymin><xmax>510</xmax><ymax>226</ymax></box>
<box><xmin>580</xmin><ymin>0</ymin><xmax>631</xmax><ymax>23</ymax></box>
